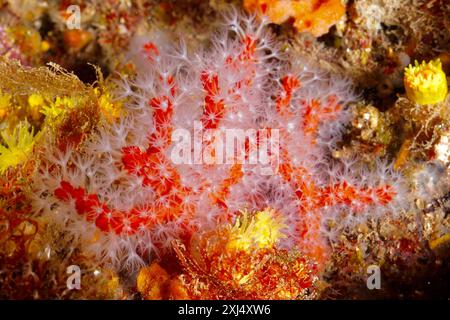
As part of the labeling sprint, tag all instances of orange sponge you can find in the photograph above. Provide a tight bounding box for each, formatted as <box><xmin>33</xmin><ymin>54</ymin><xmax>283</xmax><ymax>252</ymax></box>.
<box><xmin>244</xmin><ymin>0</ymin><xmax>345</xmax><ymax>37</ymax></box>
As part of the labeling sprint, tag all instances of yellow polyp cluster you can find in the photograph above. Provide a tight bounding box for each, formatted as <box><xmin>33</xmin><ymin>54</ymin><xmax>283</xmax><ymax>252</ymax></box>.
<box><xmin>27</xmin><ymin>93</ymin><xmax>46</xmax><ymax>121</ymax></box>
<box><xmin>28</xmin><ymin>94</ymin><xmax>44</xmax><ymax>108</ymax></box>
<box><xmin>404</xmin><ymin>59</ymin><xmax>448</xmax><ymax>105</ymax></box>
<box><xmin>226</xmin><ymin>208</ymin><xmax>287</xmax><ymax>252</ymax></box>
<box><xmin>0</xmin><ymin>121</ymin><xmax>38</xmax><ymax>174</ymax></box>
<box><xmin>40</xmin><ymin>96</ymin><xmax>76</xmax><ymax>121</ymax></box>
<box><xmin>94</xmin><ymin>88</ymin><xmax>122</xmax><ymax>123</ymax></box>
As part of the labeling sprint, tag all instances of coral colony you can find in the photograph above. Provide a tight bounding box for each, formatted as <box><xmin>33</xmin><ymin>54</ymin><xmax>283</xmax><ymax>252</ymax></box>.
<box><xmin>0</xmin><ymin>1</ymin><xmax>449</xmax><ymax>300</ymax></box>
<box><xmin>33</xmin><ymin>13</ymin><xmax>403</xmax><ymax>273</ymax></box>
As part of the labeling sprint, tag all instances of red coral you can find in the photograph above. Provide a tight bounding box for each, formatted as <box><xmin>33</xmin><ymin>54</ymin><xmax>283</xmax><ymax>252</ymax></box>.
<box><xmin>274</xmin><ymin>79</ymin><xmax>397</xmax><ymax>266</ymax></box>
<box><xmin>200</xmin><ymin>72</ymin><xmax>225</xmax><ymax>130</ymax></box>
<box><xmin>142</xmin><ymin>42</ymin><xmax>160</xmax><ymax>62</ymax></box>
<box><xmin>48</xmin><ymin>19</ymin><xmax>400</xmax><ymax>272</ymax></box>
